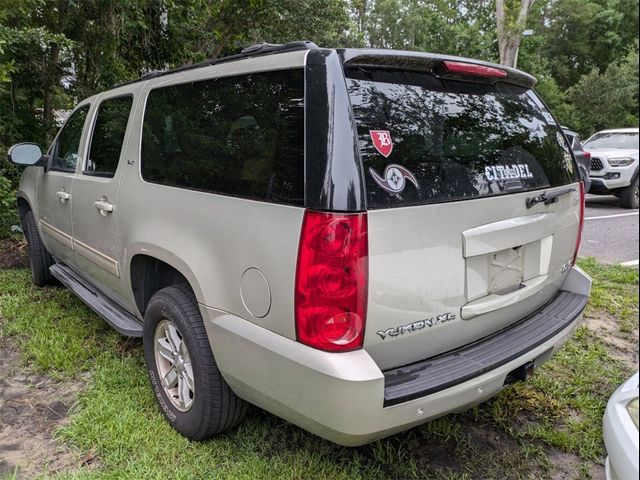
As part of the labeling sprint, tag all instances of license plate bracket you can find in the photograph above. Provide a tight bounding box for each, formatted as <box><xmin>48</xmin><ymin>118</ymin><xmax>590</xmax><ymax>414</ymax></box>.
<box><xmin>488</xmin><ymin>246</ymin><xmax>524</xmax><ymax>295</ymax></box>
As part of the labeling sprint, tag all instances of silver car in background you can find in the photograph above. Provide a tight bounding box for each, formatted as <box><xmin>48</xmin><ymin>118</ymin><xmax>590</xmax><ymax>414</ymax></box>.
<box><xmin>563</xmin><ymin>127</ymin><xmax>592</xmax><ymax>192</ymax></box>
<box><xmin>604</xmin><ymin>372</ymin><xmax>639</xmax><ymax>480</ymax></box>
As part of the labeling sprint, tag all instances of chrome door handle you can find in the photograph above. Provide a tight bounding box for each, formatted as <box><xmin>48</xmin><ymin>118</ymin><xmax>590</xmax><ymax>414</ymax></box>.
<box><xmin>56</xmin><ymin>191</ymin><xmax>70</xmax><ymax>203</ymax></box>
<box><xmin>94</xmin><ymin>200</ymin><xmax>114</xmax><ymax>216</ymax></box>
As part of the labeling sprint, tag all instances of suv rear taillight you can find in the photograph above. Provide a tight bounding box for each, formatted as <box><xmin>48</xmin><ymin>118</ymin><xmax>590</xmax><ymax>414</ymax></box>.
<box><xmin>572</xmin><ymin>181</ymin><xmax>586</xmax><ymax>266</ymax></box>
<box><xmin>295</xmin><ymin>210</ymin><xmax>368</xmax><ymax>352</ymax></box>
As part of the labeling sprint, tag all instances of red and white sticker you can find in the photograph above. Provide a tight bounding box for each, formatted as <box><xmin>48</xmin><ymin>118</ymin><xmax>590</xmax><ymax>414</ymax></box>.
<box><xmin>369</xmin><ymin>130</ymin><xmax>393</xmax><ymax>157</ymax></box>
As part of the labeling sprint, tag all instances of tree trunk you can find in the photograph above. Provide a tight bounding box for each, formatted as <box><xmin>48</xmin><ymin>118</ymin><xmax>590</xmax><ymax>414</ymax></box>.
<box><xmin>43</xmin><ymin>0</ymin><xmax>69</xmax><ymax>142</ymax></box>
<box><xmin>42</xmin><ymin>43</ymin><xmax>60</xmax><ymax>144</ymax></box>
<box><xmin>496</xmin><ymin>0</ymin><xmax>536</xmax><ymax>68</ymax></box>
<box><xmin>354</xmin><ymin>0</ymin><xmax>368</xmax><ymax>35</ymax></box>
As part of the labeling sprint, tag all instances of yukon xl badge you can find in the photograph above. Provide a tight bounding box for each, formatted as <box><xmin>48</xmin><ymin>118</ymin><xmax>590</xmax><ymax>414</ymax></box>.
<box><xmin>369</xmin><ymin>164</ymin><xmax>419</xmax><ymax>194</ymax></box>
<box><xmin>376</xmin><ymin>312</ymin><xmax>456</xmax><ymax>340</ymax></box>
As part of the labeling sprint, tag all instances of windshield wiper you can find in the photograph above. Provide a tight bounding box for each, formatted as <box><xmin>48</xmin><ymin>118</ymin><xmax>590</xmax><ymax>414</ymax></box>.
<box><xmin>526</xmin><ymin>187</ymin><xmax>576</xmax><ymax>209</ymax></box>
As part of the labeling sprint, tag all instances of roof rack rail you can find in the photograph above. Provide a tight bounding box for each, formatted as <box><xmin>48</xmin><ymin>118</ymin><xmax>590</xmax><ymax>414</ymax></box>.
<box><xmin>241</xmin><ymin>41</ymin><xmax>318</xmax><ymax>54</ymax></box>
<box><xmin>139</xmin><ymin>70</ymin><xmax>165</xmax><ymax>80</ymax></box>
<box><xmin>113</xmin><ymin>40</ymin><xmax>318</xmax><ymax>88</ymax></box>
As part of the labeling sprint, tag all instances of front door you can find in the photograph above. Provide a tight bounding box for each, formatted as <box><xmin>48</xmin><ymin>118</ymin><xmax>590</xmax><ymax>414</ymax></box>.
<box><xmin>71</xmin><ymin>94</ymin><xmax>134</xmax><ymax>300</ymax></box>
<box><xmin>37</xmin><ymin>105</ymin><xmax>90</xmax><ymax>265</ymax></box>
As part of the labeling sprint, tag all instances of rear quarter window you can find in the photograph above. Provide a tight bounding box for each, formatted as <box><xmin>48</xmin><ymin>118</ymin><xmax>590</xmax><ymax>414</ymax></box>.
<box><xmin>141</xmin><ymin>69</ymin><xmax>305</xmax><ymax>205</ymax></box>
<box><xmin>346</xmin><ymin>68</ymin><xmax>578</xmax><ymax>209</ymax></box>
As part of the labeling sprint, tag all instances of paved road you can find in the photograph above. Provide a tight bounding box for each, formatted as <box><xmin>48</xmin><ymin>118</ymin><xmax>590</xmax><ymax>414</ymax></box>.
<box><xmin>579</xmin><ymin>194</ymin><xmax>639</xmax><ymax>265</ymax></box>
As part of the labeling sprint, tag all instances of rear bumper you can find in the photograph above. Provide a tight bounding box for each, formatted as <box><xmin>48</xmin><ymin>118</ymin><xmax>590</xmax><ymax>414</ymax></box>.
<box><xmin>589</xmin><ymin>178</ymin><xmax>618</xmax><ymax>194</ymax></box>
<box><xmin>383</xmin><ymin>290</ymin><xmax>588</xmax><ymax>406</ymax></box>
<box><xmin>589</xmin><ymin>176</ymin><xmax>635</xmax><ymax>194</ymax></box>
<box><xmin>202</xmin><ymin>266</ymin><xmax>591</xmax><ymax>446</ymax></box>
<box><xmin>589</xmin><ymin>163</ymin><xmax>637</xmax><ymax>192</ymax></box>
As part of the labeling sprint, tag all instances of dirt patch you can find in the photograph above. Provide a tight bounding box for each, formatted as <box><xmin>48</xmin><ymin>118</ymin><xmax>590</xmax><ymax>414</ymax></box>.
<box><xmin>547</xmin><ymin>450</ymin><xmax>603</xmax><ymax>480</ymax></box>
<box><xmin>584</xmin><ymin>312</ymin><xmax>639</xmax><ymax>372</ymax></box>
<box><xmin>0</xmin><ymin>338</ymin><xmax>83</xmax><ymax>478</ymax></box>
<box><xmin>584</xmin><ymin>314</ymin><xmax>618</xmax><ymax>336</ymax></box>
<box><xmin>0</xmin><ymin>237</ymin><xmax>28</xmax><ymax>270</ymax></box>
<box><xmin>410</xmin><ymin>421</ymin><xmax>550</xmax><ymax>478</ymax></box>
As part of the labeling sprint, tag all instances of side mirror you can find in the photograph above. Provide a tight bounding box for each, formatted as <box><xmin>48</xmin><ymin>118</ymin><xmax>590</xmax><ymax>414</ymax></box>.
<box><xmin>7</xmin><ymin>143</ymin><xmax>44</xmax><ymax>166</ymax></box>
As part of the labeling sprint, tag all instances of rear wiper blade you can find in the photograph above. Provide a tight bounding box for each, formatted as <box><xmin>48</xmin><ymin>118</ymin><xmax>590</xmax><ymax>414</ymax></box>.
<box><xmin>526</xmin><ymin>187</ymin><xmax>576</xmax><ymax>209</ymax></box>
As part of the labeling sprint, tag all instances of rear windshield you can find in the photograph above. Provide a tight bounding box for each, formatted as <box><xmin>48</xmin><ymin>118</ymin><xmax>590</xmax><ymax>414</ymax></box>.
<box><xmin>345</xmin><ymin>68</ymin><xmax>578</xmax><ymax>209</ymax></box>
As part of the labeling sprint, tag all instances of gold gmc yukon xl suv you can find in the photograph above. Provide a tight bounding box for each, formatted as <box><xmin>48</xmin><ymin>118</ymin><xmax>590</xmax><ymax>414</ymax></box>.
<box><xmin>9</xmin><ymin>42</ymin><xmax>592</xmax><ymax>446</ymax></box>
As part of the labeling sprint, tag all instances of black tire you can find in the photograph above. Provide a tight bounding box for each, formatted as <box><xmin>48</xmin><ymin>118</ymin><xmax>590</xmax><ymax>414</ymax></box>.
<box><xmin>619</xmin><ymin>177</ymin><xmax>639</xmax><ymax>209</ymax></box>
<box><xmin>143</xmin><ymin>284</ymin><xmax>247</xmax><ymax>440</ymax></box>
<box><xmin>23</xmin><ymin>210</ymin><xmax>55</xmax><ymax>286</ymax></box>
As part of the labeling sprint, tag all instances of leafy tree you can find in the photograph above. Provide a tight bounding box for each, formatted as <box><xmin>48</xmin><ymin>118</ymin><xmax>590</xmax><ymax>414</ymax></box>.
<box><xmin>0</xmin><ymin>173</ymin><xmax>18</xmax><ymax>237</ymax></box>
<box><xmin>156</xmin><ymin>0</ymin><xmax>355</xmax><ymax>62</ymax></box>
<box><xmin>0</xmin><ymin>0</ymin><xmax>75</xmax><ymax>145</ymax></box>
<box><xmin>242</xmin><ymin>0</ymin><xmax>356</xmax><ymax>49</ymax></box>
<box><xmin>0</xmin><ymin>0</ymin><xmax>355</xmax><ymax>150</ymax></box>
<box><xmin>566</xmin><ymin>43</ymin><xmax>639</xmax><ymax>136</ymax></box>
<box><xmin>543</xmin><ymin>0</ymin><xmax>639</xmax><ymax>88</ymax></box>
<box><xmin>363</xmin><ymin>0</ymin><xmax>496</xmax><ymax>60</ymax></box>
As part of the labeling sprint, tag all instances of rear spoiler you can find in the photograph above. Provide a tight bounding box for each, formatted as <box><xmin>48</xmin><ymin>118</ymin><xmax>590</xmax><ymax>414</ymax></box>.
<box><xmin>338</xmin><ymin>49</ymin><xmax>537</xmax><ymax>89</ymax></box>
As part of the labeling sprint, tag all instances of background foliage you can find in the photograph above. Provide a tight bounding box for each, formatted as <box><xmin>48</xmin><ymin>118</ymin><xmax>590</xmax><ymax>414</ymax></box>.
<box><xmin>0</xmin><ymin>0</ymin><xmax>638</xmax><ymax>234</ymax></box>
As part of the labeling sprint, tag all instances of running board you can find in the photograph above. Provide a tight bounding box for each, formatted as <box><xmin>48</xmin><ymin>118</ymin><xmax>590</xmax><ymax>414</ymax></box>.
<box><xmin>50</xmin><ymin>263</ymin><xmax>143</xmax><ymax>337</ymax></box>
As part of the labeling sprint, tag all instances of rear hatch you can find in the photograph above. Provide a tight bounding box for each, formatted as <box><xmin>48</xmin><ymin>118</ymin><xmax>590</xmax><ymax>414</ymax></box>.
<box><xmin>342</xmin><ymin>54</ymin><xmax>583</xmax><ymax>370</ymax></box>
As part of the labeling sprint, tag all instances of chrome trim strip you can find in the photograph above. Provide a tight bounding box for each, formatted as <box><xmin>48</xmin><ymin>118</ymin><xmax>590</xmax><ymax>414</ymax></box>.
<box><xmin>40</xmin><ymin>220</ymin><xmax>74</xmax><ymax>250</ymax></box>
<box><xmin>40</xmin><ymin>220</ymin><xmax>120</xmax><ymax>277</ymax></box>
<box><xmin>73</xmin><ymin>238</ymin><xmax>120</xmax><ymax>277</ymax></box>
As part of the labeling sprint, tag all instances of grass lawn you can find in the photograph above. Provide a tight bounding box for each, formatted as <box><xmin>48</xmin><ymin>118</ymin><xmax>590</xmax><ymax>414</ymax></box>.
<box><xmin>0</xmin><ymin>259</ymin><xmax>638</xmax><ymax>479</ymax></box>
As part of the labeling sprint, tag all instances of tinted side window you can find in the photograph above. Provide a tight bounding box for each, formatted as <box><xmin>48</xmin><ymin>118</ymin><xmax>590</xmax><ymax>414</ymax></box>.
<box><xmin>52</xmin><ymin>105</ymin><xmax>89</xmax><ymax>171</ymax></box>
<box><xmin>141</xmin><ymin>69</ymin><xmax>304</xmax><ymax>205</ymax></box>
<box><xmin>86</xmin><ymin>96</ymin><xmax>133</xmax><ymax>177</ymax></box>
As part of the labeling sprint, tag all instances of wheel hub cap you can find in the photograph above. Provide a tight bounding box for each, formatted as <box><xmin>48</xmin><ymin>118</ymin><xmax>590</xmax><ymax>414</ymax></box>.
<box><xmin>153</xmin><ymin>319</ymin><xmax>195</xmax><ymax>412</ymax></box>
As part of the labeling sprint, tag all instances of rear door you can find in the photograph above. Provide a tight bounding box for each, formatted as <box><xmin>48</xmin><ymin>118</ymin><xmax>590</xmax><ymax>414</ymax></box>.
<box><xmin>71</xmin><ymin>94</ymin><xmax>134</xmax><ymax>301</ymax></box>
<box><xmin>344</xmin><ymin>62</ymin><xmax>582</xmax><ymax>370</ymax></box>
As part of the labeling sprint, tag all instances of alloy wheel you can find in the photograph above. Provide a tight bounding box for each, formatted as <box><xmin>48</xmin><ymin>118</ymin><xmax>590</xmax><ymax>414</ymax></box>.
<box><xmin>154</xmin><ymin>319</ymin><xmax>195</xmax><ymax>411</ymax></box>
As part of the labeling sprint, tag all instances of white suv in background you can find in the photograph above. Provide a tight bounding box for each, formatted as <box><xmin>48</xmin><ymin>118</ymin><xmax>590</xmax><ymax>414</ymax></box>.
<box><xmin>585</xmin><ymin>128</ymin><xmax>639</xmax><ymax>209</ymax></box>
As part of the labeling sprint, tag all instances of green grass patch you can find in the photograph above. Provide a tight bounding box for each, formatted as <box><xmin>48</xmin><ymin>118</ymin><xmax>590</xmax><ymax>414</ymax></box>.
<box><xmin>578</xmin><ymin>257</ymin><xmax>639</xmax><ymax>333</ymax></box>
<box><xmin>0</xmin><ymin>269</ymin><xmax>123</xmax><ymax>378</ymax></box>
<box><xmin>1</xmin><ymin>262</ymin><xmax>638</xmax><ymax>479</ymax></box>
<box><xmin>483</xmin><ymin>327</ymin><xmax>626</xmax><ymax>460</ymax></box>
